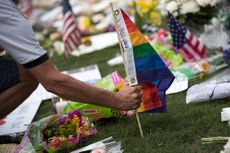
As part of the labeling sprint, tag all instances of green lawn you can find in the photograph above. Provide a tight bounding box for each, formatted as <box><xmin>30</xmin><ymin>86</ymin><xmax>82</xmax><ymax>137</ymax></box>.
<box><xmin>34</xmin><ymin>45</ymin><xmax>230</xmax><ymax>153</ymax></box>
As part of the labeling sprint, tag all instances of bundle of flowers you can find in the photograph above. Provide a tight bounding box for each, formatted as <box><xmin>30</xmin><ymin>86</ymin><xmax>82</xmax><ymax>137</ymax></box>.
<box><xmin>159</xmin><ymin>0</ymin><xmax>221</xmax><ymax>16</ymax></box>
<box><xmin>127</xmin><ymin>0</ymin><xmax>161</xmax><ymax>30</ymax></box>
<box><xmin>135</xmin><ymin>0</ymin><xmax>161</xmax><ymax>26</ymax></box>
<box><xmin>15</xmin><ymin>110</ymin><xmax>96</xmax><ymax>153</ymax></box>
<box><xmin>159</xmin><ymin>0</ymin><xmax>222</xmax><ymax>25</ymax></box>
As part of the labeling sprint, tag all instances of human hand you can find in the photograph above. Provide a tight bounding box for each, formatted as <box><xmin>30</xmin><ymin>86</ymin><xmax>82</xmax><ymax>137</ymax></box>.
<box><xmin>115</xmin><ymin>85</ymin><xmax>142</xmax><ymax>111</ymax></box>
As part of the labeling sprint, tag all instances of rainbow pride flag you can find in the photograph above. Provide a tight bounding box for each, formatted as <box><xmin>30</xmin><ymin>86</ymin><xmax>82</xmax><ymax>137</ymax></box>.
<box><xmin>114</xmin><ymin>9</ymin><xmax>175</xmax><ymax>112</ymax></box>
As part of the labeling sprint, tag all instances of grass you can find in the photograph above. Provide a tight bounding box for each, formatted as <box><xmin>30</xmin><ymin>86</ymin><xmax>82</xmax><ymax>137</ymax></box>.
<box><xmin>34</xmin><ymin>45</ymin><xmax>230</xmax><ymax>153</ymax></box>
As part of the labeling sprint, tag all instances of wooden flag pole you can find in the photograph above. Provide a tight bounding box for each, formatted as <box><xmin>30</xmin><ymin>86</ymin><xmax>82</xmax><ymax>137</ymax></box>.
<box><xmin>135</xmin><ymin>110</ymin><xmax>144</xmax><ymax>137</ymax></box>
<box><xmin>110</xmin><ymin>3</ymin><xmax>144</xmax><ymax>138</ymax></box>
<box><xmin>109</xmin><ymin>3</ymin><xmax>127</xmax><ymax>72</ymax></box>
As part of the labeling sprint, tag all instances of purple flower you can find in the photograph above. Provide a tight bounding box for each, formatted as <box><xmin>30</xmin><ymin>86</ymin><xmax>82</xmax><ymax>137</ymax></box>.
<box><xmin>58</xmin><ymin>116</ymin><xmax>67</xmax><ymax>125</ymax></box>
<box><xmin>107</xmin><ymin>24</ymin><xmax>115</xmax><ymax>32</ymax></box>
<box><xmin>223</xmin><ymin>49</ymin><xmax>230</xmax><ymax>63</ymax></box>
<box><xmin>58</xmin><ymin>110</ymin><xmax>83</xmax><ymax>125</ymax></box>
<box><xmin>68</xmin><ymin>110</ymin><xmax>82</xmax><ymax>120</ymax></box>
<box><xmin>68</xmin><ymin>136</ymin><xmax>79</xmax><ymax>144</ymax></box>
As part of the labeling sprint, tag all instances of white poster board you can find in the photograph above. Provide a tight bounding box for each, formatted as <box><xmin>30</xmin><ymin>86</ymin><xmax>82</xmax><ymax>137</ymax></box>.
<box><xmin>67</xmin><ymin>64</ymin><xmax>102</xmax><ymax>84</ymax></box>
<box><xmin>0</xmin><ymin>93</ymin><xmax>42</xmax><ymax>136</ymax></box>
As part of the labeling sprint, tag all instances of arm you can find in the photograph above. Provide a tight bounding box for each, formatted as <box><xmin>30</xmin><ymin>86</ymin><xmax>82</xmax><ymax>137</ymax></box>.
<box><xmin>29</xmin><ymin>59</ymin><xmax>142</xmax><ymax>111</ymax></box>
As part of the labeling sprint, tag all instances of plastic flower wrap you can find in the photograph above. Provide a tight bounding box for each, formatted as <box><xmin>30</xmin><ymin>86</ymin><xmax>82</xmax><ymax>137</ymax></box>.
<box><xmin>148</xmin><ymin>29</ymin><xmax>184</xmax><ymax>68</ymax></box>
<box><xmin>171</xmin><ymin>54</ymin><xmax>226</xmax><ymax>79</ymax></box>
<box><xmin>15</xmin><ymin>110</ymin><xmax>96</xmax><ymax>153</ymax></box>
<box><xmin>64</xmin><ymin>72</ymin><xmax>129</xmax><ymax>121</ymax></box>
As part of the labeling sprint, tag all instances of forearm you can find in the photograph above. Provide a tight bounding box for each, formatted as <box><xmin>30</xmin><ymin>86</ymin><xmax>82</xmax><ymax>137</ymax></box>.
<box><xmin>48</xmin><ymin>74</ymin><xmax>119</xmax><ymax>109</ymax></box>
<box><xmin>29</xmin><ymin>59</ymin><xmax>141</xmax><ymax>111</ymax></box>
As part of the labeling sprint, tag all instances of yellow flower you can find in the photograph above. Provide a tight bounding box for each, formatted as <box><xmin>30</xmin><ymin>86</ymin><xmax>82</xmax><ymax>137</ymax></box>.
<box><xmin>71</xmin><ymin>116</ymin><xmax>80</xmax><ymax>124</ymax></box>
<box><xmin>150</xmin><ymin>11</ymin><xmax>161</xmax><ymax>26</ymax></box>
<box><xmin>136</xmin><ymin>0</ymin><xmax>157</xmax><ymax>14</ymax></box>
<box><xmin>133</xmin><ymin>0</ymin><xmax>161</xmax><ymax>27</ymax></box>
<box><xmin>150</xmin><ymin>11</ymin><xmax>158</xmax><ymax>18</ymax></box>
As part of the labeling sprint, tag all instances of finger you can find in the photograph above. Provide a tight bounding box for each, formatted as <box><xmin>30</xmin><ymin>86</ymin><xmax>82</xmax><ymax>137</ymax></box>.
<box><xmin>133</xmin><ymin>102</ymin><xmax>141</xmax><ymax>110</ymax></box>
<box><xmin>134</xmin><ymin>92</ymin><xmax>142</xmax><ymax>99</ymax></box>
<box><xmin>135</xmin><ymin>85</ymin><xmax>143</xmax><ymax>92</ymax></box>
<box><xmin>133</xmin><ymin>84</ymin><xmax>142</xmax><ymax>89</ymax></box>
<box><xmin>135</xmin><ymin>95</ymin><xmax>142</xmax><ymax>102</ymax></box>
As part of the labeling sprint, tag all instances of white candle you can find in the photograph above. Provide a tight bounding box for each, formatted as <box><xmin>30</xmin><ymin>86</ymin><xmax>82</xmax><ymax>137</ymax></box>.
<box><xmin>55</xmin><ymin>101</ymin><xmax>68</xmax><ymax>114</ymax></box>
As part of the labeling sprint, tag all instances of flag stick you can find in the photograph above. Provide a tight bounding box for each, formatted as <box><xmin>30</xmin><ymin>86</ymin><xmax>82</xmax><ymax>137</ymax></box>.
<box><xmin>110</xmin><ymin>3</ymin><xmax>144</xmax><ymax>138</ymax></box>
<box><xmin>135</xmin><ymin>110</ymin><xmax>144</xmax><ymax>137</ymax></box>
<box><xmin>109</xmin><ymin>3</ymin><xmax>127</xmax><ymax>71</ymax></box>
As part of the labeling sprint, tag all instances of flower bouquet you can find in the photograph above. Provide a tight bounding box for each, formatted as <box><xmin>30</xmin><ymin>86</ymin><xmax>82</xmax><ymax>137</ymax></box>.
<box><xmin>15</xmin><ymin>110</ymin><xmax>96</xmax><ymax>153</ymax></box>
<box><xmin>159</xmin><ymin>0</ymin><xmax>222</xmax><ymax>26</ymax></box>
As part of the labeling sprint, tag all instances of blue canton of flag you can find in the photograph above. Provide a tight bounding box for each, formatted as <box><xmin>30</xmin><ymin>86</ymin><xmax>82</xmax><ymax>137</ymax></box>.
<box><xmin>168</xmin><ymin>12</ymin><xmax>206</xmax><ymax>62</ymax></box>
<box><xmin>62</xmin><ymin>0</ymin><xmax>81</xmax><ymax>58</ymax></box>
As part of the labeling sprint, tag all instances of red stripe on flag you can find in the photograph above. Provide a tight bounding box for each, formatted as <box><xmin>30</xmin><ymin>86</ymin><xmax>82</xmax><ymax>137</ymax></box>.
<box><xmin>185</xmin><ymin>31</ymin><xmax>206</xmax><ymax>61</ymax></box>
<box><xmin>63</xmin><ymin>19</ymin><xmax>75</xmax><ymax>34</ymax></box>
<box><xmin>63</xmin><ymin>23</ymin><xmax>77</xmax><ymax>41</ymax></box>
<box><xmin>200</xmin><ymin>45</ymin><xmax>206</xmax><ymax>58</ymax></box>
<box><xmin>181</xmin><ymin>45</ymin><xmax>195</xmax><ymax>61</ymax></box>
<box><xmin>64</xmin><ymin>13</ymin><xmax>73</xmax><ymax>24</ymax></box>
<box><xmin>69</xmin><ymin>34</ymin><xmax>80</xmax><ymax>47</ymax></box>
<box><xmin>64</xmin><ymin>17</ymin><xmax>75</xmax><ymax>32</ymax></box>
<box><xmin>194</xmin><ymin>40</ymin><xmax>200</xmax><ymax>50</ymax></box>
<box><xmin>187</xmin><ymin>33</ymin><xmax>193</xmax><ymax>43</ymax></box>
<box><xmin>62</xmin><ymin>3</ymin><xmax>81</xmax><ymax>58</ymax></box>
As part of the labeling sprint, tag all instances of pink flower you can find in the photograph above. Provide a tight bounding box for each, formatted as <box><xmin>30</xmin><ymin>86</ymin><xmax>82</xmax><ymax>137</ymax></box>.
<box><xmin>58</xmin><ymin>110</ymin><xmax>82</xmax><ymax>125</ymax></box>
<box><xmin>48</xmin><ymin>137</ymin><xmax>62</xmax><ymax>148</ymax></box>
<box><xmin>68</xmin><ymin>136</ymin><xmax>79</xmax><ymax>144</ymax></box>
<box><xmin>58</xmin><ymin>116</ymin><xmax>67</xmax><ymax>125</ymax></box>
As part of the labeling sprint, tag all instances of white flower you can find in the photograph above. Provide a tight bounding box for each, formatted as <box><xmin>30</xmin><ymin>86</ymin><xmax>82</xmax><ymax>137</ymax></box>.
<box><xmin>176</xmin><ymin>0</ymin><xmax>188</xmax><ymax>3</ymax></box>
<box><xmin>210</xmin><ymin>0</ymin><xmax>221</xmax><ymax>6</ymax></box>
<box><xmin>158</xmin><ymin>2</ymin><xmax>168</xmax><ymax>16</ymax></box>
<box><xmin>200</xmin><ymin>18</ymin><xmax>229</xmax><ymax>49</ymax></box>
<box><xmin>166</xmin><ymin>1</ymin><xmax>178</xmax><ymax>13</ymax></box>
<box><xmin>161</xmin><ymin>0</ymin><xmax>171</xmax><ymax>3</ymax></box>
<box><xmin>195</xmin><ymin>0</ymin><xmax>212</xmax><ymax>7</ymax></box>
<box><xmin>180</xmin><ymin>0</ymin><xmax>200</xmax><ymax>14</ymax></box>
<box><xmin>173</xmin><ymin>11</ymin><xmax>178</xmax><ymax>16</ymax></box>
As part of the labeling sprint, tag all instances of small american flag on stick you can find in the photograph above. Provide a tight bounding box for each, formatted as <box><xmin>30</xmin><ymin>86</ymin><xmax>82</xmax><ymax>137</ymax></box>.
<box><xmin>62</xmin><ymin>0</ymin><xmax>81</xmax><ymax>58</ymax></box>
<box><xmin>168</xmin><ymin>12</ymin><xmax>206</xmax><ymax>62</ymax></box>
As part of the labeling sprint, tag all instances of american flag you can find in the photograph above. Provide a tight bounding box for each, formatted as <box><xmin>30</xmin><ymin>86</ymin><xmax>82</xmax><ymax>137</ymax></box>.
<box><xmin>62</xmin><ymin>0</ymin><xmax>81</xmax><ymax>57</ymax></box>
<box><xmin>21</xmin><ymin>0</ymin><xmax>33</xmax><ymax>19</ymax></box>
<box><xmin>168</xmin><ymin>12</ymin><xmax>206</xmax><ymax>62</ymax></box>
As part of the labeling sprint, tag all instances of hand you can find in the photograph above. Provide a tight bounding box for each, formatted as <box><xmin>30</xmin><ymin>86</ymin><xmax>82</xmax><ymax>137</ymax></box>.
<box><xmin>115</xmin><ymin>85</ymin><xmax>142</xmax><ymax>111</ymax></box>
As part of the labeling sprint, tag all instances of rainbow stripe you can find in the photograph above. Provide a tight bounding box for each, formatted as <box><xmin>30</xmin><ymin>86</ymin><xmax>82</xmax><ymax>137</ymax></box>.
<box><xmin>116</xmin><ymin>9</ymin><xmax>174</xmax><ymax>112</ymax></box>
